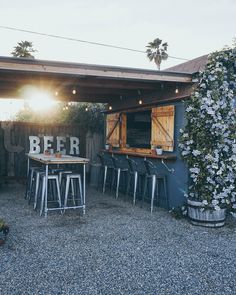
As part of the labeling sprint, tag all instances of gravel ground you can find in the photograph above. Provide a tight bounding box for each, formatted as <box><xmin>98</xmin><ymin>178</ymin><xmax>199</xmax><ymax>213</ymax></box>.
<box><xmin>0</xmin><ymin>182</ymin><xmax>236</xmax><ymax>295</ymax></box>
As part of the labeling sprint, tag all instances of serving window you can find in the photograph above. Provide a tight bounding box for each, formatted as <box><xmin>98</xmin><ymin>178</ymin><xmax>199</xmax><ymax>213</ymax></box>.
<box><xmin>126</xmin><ymin>110</ymin><xmax>151</xmax><ymax>149</ymax></box>
<box><xmin>106</xmin><ymin>105</ymin><xmax>175</xmax><ymax>153</ymax></box>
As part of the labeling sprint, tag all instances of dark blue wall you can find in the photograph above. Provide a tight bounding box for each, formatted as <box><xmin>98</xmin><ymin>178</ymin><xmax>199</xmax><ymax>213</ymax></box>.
<box><xmin>103</xmin><ymin>100</ymin><xmax>188</xmax><ymax>209</ymax></box>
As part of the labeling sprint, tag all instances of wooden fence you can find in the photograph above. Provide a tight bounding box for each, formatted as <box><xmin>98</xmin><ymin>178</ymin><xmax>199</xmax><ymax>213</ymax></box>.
<box><xmin>0</xmin><ymin>121</ymin><xmax>103</xmax><ymax>179</ymax></box>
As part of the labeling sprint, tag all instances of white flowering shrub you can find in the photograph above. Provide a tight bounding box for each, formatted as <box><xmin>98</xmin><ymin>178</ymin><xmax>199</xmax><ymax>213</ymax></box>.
<box><xmin>179</xmin><ymin>47</ymin><xmax>236</xmax><ymax>210</ymax></box>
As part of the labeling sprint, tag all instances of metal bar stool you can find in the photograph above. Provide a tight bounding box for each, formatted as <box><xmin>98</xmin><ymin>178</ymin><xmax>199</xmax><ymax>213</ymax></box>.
<box><xmin>33</xmin><ymin>170</ymin><xmax>47</xmax><ymax>210</ymax></box>
<box><xmin>58</xmin><ymin>170</ymin><xmax>73</xmax><ymax>184</ymax></box>
<box><xmin>39</xmin><ymin>174</ymin><xmax>62</xmax><ymax>216</ymax></box>
<box><xmin>111</xmin><ymin>155</ymin><xmax>128</xmax><ymax>199</ymax></box>
<box><xmin>33</xmin><ymin>168</ymin><xmax>68</xmax><ymax>210</ymax></box>
<box><xmin>126</xmin><ymin>156</ymin><xmax>145</xmax><ymax>205</ymax></box>
<box><xmin>26</xmin><ymin>166</ymin><xmax>44</xmax><ymax>203</ymax></box>
<box><xmin>97</xmin><ymin>153</ymin><xmax>114</xmax><ymax>193</ymax></box>
<box><xmin>143</xmin><ymin>159</ymin><xmax>168</xmax><ymax>213</ymax></box>
<box><xmin>62</xmin><ymin>173</ymin><xmax>83</xmax><ymax>209</ymax></box>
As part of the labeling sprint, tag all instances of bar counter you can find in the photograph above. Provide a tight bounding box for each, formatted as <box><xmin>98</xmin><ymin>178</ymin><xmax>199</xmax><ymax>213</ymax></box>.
<box><xmin>102</xmin><ymin>149</ymin><xmax>177</xmax><ymax>160</ymax></box>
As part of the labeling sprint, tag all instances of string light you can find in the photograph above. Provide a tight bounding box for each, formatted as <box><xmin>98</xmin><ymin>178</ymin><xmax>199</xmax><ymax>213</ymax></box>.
<box><xmin>63</xmin><ymin>103</ymin><xmax>69</xmax><ymax>111</ymax></box>
<box><xmin>55</xmin><ymin>91</ymin><xmax>58</xmax><ymax>96</ymax></box>
<box><xmin>137</xmin><ymin>90</ymin><xmax>143</xmax><ymax>105</ymax></box>
<box><xmin>175</xmin><ymin>84</ymin><xmax>179</xmax><ymax>94</ymax></box>
<box><xmin>108</xmin><ymin>105</ymin><xmax>112</xmax><ymax>110</ymax></box>
<box><xmin>85</xmin><ymin>107</ymin><xmax>88</xmax><ymax>111</ymax></box>
<box><xmin>72</xmin><ymin>89</ymin><xmax>77</xmax><ymax>95</ymax></box>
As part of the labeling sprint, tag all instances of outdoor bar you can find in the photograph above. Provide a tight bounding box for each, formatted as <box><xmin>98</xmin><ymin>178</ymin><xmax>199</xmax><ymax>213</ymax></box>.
<box><xmin>100</xmin><ymin>57</ymin><xmax>208</xmax><ymax>209</ymax></box>
<box><xmin>0</xmin><ymin>55</ymin><xmax>207</xmax><ymax>212</ymax></box>
<box><xmin>102</xmin><ymin>96</ymin><xmax>188</xmax><ymax>209</ymax></box>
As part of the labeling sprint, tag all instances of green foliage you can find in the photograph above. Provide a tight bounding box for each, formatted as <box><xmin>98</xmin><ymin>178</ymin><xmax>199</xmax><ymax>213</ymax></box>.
<box><xmin>11</xmin><ymin>41</ymin><xmax>36</xmax><ymax>58</ymax></box>
<box><xmin>169</xmin><ymin>206</ymin><xmax>187</xmax><ymax>219</ymax></box>
<box><xmin>15</xmin><ymin>103</ymin><xmax>62</xmax><ymax>123</ymax></box>
<box><xmin>179</xmin><ymin>46</ymin><xmax>236</xmax><ymax>209</ymax></box>
<box><xmin>146</xmin><ymin>38</ymin><xmax>168</xmax><ymax>70</ymax></box>
<box><xmin>0</xmin><ymin>218</ymin><xmax>9</xmax><ymax>236</ymax></box>
<box><xmin>59</xmin><ymin>103</ymin><xmax>105</xmax><ymax>133</ymax></box>
<box><xmin>14</xmin><ymin>102</ymin><xmax>105</xmax><ymax>134</ymax></box>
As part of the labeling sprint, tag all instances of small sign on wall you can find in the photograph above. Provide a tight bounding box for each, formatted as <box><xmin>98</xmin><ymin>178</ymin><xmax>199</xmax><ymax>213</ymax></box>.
<box><xmin>29</xmin><ymin>136</ymin><xmax>80</xmax><ymax>155</ymax></box>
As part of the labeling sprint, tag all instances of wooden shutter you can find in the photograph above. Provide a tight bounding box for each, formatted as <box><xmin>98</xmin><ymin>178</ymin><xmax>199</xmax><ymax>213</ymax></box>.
<box><xmin>151</xmin><ymin>105</ymin><xmax>175</xmax><ymax>151</ymax></box>
<box><xmin>106</xmin><ymin>112</ymin><xmax>121</xmax><ymax>147</ymax></box>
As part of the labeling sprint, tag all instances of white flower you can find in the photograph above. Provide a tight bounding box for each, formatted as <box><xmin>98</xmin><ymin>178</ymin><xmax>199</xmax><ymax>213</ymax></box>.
<box><xmin>200</xmin><ymin>83</ymin><xmax>206</xmax><ymax>89</ymax></box>
<box><xmin>182</xmin><ymin>133</ymin><xmax>189</xmax><ymax>138</ymax></box>
<box><xmin>192</xmin><ymin>150</ymin><xmax>201</xmax><ymax>156</ymax></box>
<box><xmin>208</xmin><ymin>75</ymin><xmax>216</xmax><ymax>81</ymax></box>
<box><xmin>186</xmin><ymin>140</ymin><xmax>193</xmax><ymax>145</ymax></box>
<box><xmin>216</xmin><ymin>169</ymin><xmax>223</xmax><ymax>175</ymax></box>
<box><xmin>179</xmin><ymin>48</ymin><xmax>236</xmax><ymax>210</ymax></box>
<box><xmin>212</xmin><ymin>200</ymin><xmax>219</xmax><ymax>206</ymax></box>
<box><xmin>214</xmin><ymin>205</ymin><xmax>221</xmax><ymax>211</ymax></box>
<box><xmin>186</xmin><ymin>106</ymin><xmax>193</xmax><ymax>112</ymax></box>
<box><xmin>189</xmin><ymin>167</ymin><xmax>200</xmax><ymax>174</ymax></box>
<box><xmin>212</xmin><ymin>164</ymin><xmax>219</xmax><ymax>170</ymax></box>
<box><xmin>206</xmin><ymin>108</ymin><xmax>214</xmax><ymax>115</ymax></box>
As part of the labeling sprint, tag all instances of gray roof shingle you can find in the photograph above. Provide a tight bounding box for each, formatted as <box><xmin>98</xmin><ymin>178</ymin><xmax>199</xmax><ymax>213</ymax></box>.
<box><xmin>165</xmin><ymin>54</ymin><xmax>208</xmax><ymax>74</ymax></box>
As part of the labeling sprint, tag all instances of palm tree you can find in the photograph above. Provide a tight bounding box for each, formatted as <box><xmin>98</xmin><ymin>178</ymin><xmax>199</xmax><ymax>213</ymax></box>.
<box><xmin>146</xmin><ymin>38</ymin><xmax>168</xmax><ymax>70</ymax></box>
<box><xmin>11</xmin><ymin>41</ymin><xmax>36</xmax><ymax>58</ymax></box>
<box><xmin>233</xmin><ymin>37</ymin><xmax>236</xmax><ymax>48</ymax></box>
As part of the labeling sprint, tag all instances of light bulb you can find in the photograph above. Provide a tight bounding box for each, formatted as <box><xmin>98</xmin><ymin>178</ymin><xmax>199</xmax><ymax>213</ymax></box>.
<box><xmin>138</xmin><ymin>99</ymin><xmax>143</xmax><ymax>105</ymax></box>
<box><xmin>72</xmin><ymin>89</ymin><xmax>76</xmax><ymax>95</ymax></box>
<box><xmin>85</xmin><ymin>107</ymin><xmax>88</xmax><ymax>111</ymax></box>
<box><xmin>108</xmin><ymin>105</ymin><xmax>112</xmax><ymax>110</ymax></box>
<box><xmin>55</xmin><ymin>91</ymin><xmax>58</xmax><ymax>96</ymax></box>
<box><xmin>175</xmin><ymin>87</ymin><xmax>179</xmax><ymax>94</ymax></box>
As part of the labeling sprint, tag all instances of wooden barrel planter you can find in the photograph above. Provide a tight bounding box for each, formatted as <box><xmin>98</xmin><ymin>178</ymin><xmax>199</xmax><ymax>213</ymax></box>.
<box><xmin>187</xmin><ymin>199</ymin><xmax>226</xmax><ymax>228</ymax></box>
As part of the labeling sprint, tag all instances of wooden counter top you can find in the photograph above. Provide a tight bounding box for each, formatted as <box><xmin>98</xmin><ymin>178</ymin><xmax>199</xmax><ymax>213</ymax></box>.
<box><xmin>102</xmin><ymin>149</ymin><xmax>177</xmax><ymax>160</ymax></box>
<box><xmin>28</xmin><ymin>153</ymin><xmax>89</xmax><ymax>165</ymax></box>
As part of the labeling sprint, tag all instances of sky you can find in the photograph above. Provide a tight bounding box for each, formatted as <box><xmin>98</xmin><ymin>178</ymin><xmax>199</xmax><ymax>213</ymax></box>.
<box><xmin>0</xmin><ymin>0</ymin><xmax>235</xmax><ymax>119</ymax></box>
<box><xmin>0</xmin><ymin>0</ymin><xmax>235</xmax><ymax>70</ymax></box>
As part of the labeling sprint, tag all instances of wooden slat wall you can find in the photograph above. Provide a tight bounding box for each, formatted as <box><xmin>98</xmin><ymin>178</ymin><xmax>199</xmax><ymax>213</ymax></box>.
<box><xmin>106</xmin><ymin>113</ymin><xmax>120</xmax><ymax>147</ymax></box>
<box><xmin>151</xmin><ymin>105</ymin><xmax>175</xmax><ymax>151</ymax></box>
<box><xmin>0</xmin><ymin>121</ymin><xmax>101</xmax><ymax>178</ymax></box>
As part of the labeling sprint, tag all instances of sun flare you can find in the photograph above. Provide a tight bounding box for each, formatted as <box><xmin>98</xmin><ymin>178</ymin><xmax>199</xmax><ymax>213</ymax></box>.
<box><xmin>23</xmin><ymin>87</ymin><xmax>57</xmax><ymax>112</ymax></box>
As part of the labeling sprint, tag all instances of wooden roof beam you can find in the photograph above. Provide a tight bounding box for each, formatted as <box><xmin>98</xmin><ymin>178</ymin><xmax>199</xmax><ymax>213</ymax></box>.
<box><xmin>0</xmin><ymin>57</ymin><xmax>193</xmax><ymax>83</ymax></box>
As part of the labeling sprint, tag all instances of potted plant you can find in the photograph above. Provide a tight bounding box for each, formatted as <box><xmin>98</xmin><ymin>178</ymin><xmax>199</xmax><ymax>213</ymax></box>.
<box><xmin>0</xmin><ymin>218</ymin><xmax>9</xmax><ymax>245</ymax></box>
<box><xmin>55</xmin><ymin>151</ymin><xmax>62</xmax><ymax>158</ymax></box>
<box><xmin>44</xmin><ymin>149</ymin><xmax>50</xmax><ymax>156</ymax></box>
<box><xmin>156</xmin><ymin>145</ymin><xmax>163</xmax><ymax>155</ymax></box>
<box><xmin>179</xmin><ymin>47</ymin><xmax>236</xmax><ymax>227</ymax></box>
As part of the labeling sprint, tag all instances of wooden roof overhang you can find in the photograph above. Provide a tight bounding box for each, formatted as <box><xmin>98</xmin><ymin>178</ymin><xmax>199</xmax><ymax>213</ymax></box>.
<box><xmin>0</xmin><ymin>56</ymin><xmax>193</xmax><ymax>104</ymax></box>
